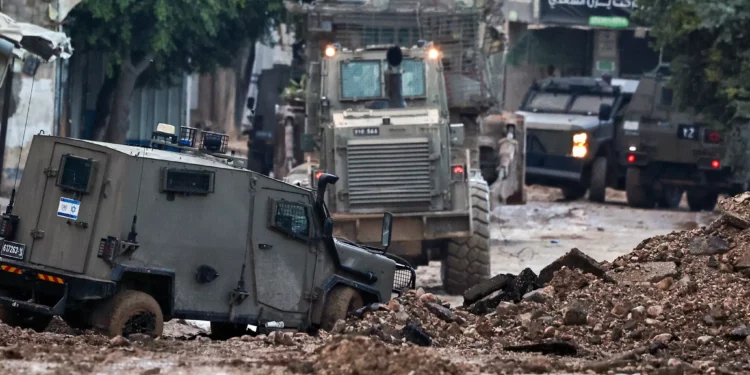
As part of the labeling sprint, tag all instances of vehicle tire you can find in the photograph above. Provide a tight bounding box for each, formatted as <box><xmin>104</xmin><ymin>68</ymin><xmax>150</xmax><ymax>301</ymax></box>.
<box><xmin>441</xmin><ymin>180</ymin><xmax>491</xmax><ymax>295</ymax></box>
<box><xmin>625</xmin><ymin>167</ymin><xmax>655</xmax><ymax>208</ymax></box>
<box><xmin>588</xmin><ymin>156</ymin><xmax>608</xmax><ymax>203</ymax></box>
<box><xmin>687</xmin><ymin>189</ymin><xmax>719</xmax><ymax>212</ymax></box>
<box><xmin>0</xmin><ymin>290</ymin><xmax>51</xmax><ymax>332</ymax></box>
<box><xmin>210</xmin><ymin>322</ymin><xmax>250</xmax><ymax>340</ymax></box>
<box><xmin>657</xmin><ymin>186</ymin><xmax>683</xmax><ymax>209</ymax></box>
<box><xmin>91</xmin><ymin>290</ymin><xmax>163</xmax><ymax>338</ymax></box>
<box><xmin>320</xmin><ymin>285</ymin><xmax>364</xmax><ymax>331</ymax></box>
<box><xmin>561</xmin><ymin>185</ymin><xmax>587</xmax><ymax>201</ymax></box>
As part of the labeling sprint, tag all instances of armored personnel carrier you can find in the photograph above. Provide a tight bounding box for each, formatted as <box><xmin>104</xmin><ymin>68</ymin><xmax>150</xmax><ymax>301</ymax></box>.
<box><xmin>618</xmin><ymin>65</ymin><xmax>745</xmax><ymax>210</ymax></box>
<box><xmin>0</xmin><ymin>125</ymin><xmax>413</xmax><ymax>338</ymax></box>
<box><xmin>521</xmin><ymin>76</ymin><xmax>639</xmax><ymax>203</ymax></box>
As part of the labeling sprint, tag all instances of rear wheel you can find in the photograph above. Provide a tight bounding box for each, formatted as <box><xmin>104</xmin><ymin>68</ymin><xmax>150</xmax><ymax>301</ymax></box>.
<box><xmin>588</xmin><ymin>156</ymin><xmax>608</xmax><ymax>203</ymax></box>
<box><xmin>91</xmin><ymin>290</ymin><xmax>163</xmax><ymax>338</ymax></box>
<box><xmin>626</xmin><ymin>167</ymin><xmax>655</xmax><ymax>208</ymax></box>
<box><xmin>442</xmin><ymin>180</ymin><xmax>491</xmax><ymax>295</ymax></box>
<box><xmin>320</xmin><ymin>285</ymin><xmax>364</xmax><ymax>331</ymax></box>
<box><xmin>657</xmin><ymin>185</ymin><xmax>684</xmax><ymax>209</ymax></box>
<box><xmin>0</xmin><ymin>290</ymin><xmax>51</xmax><ymax>332</ymax></box>
<box><xmin>561</xmin><ymin>185</ymin><xmax>587</xmax><ymax>201</ymax></box>
<box><xmin>687</xmin><ymin>189</ymin><xmax>719</xmax><ymax>212</ymax></box>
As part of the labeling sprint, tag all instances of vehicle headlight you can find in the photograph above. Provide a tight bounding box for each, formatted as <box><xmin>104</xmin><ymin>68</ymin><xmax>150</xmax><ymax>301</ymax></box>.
<box><xmin>572</xmin><ymin>132</ymin><xmax>588</xmax><ymax>159</ymax></box>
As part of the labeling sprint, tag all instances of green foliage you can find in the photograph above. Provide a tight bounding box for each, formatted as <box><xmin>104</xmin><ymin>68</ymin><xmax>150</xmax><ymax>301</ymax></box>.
<box><xmin>281</xmin><ymin>75</ymin><xmax>306</xmax><ymax>103</ymax></box>
<box><xmin>67</xmin><ymin>0</ymin><xmax>285</xmax><ymax>85</ymax></box>
<box><xmin>634</xmin><ymin>0</ymin><xmax>750</xmax><ymax>178</ymax></box>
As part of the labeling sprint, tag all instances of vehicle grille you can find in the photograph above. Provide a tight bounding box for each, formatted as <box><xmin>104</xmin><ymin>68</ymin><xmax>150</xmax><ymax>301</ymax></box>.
<box><xmin>346</xmin><ymin>138</ymin><xmax>432</xmax><ymax>207</ymax></box>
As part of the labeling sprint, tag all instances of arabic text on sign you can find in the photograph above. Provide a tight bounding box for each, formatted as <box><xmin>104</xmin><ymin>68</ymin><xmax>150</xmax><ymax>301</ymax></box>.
<box><xmin>548</xmin><ymin>0</ymin><xmax>637</xmax><ymax>9</ymax></box>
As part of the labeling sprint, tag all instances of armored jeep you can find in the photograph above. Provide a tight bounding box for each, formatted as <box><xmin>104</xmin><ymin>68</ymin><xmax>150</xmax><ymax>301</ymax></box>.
<box><xmin>521</xmin><ymin>76</ymin><xmax>639</xmax><ymax>202</ymax></box>
<box><xmin>303</xmin><ymin>43</ymin><xmax>493</xmax><ymax>295</ymax></box>
<box><xmin>617</xmin><ymin>65</ymin><xmax>745</xmax><ymax>210</ymax></box>
<box><xmin>0</xmin><ymin>126</ymin><xmax>413</xmax><ymax>338</ymax></box>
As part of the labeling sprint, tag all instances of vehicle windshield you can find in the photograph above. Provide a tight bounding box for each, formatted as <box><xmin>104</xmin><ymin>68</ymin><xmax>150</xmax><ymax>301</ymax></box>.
<box><xmin>569</xmin><ymin>95</ymin><xmax>615</xmax><ymax>115</ymax></box>
<box><xmin>341</xmin><ymin>59</ymin><xmax>427</xmax><ymax>100</ymax></box>
<box><xmin>341</xmin><ymin>61</ymin><xmax>382</xmax><ymax>99</ymax></box>
<box><xmin>525</xmin><ymin>92</ymin><xmax>571</xmax><ymax>112</ymax></box>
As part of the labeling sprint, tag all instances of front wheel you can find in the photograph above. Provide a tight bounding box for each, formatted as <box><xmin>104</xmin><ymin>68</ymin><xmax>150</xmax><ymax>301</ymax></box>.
<box><xmin>320</xmin><ymin>285</ymin><xmax>364</xmax><ymax>331</ymax></box>
<box><xmin>626</xmin><ymin>167</ymin><xmax>655</xmax><ymax>208</ymax></box>
<box><xmin>588</xmin><ymin>156</ymin><xmax>608</xmax><ymax>203</ymax></box>
<box><xmin>91</xmin><ymin>290</ymin><xmax>164</xmax><ymax>338</ymax></box>
<box><xmin>442</xmin><ymin>180</ymin><xmax>491</xmax><ymax>295</ymax></box>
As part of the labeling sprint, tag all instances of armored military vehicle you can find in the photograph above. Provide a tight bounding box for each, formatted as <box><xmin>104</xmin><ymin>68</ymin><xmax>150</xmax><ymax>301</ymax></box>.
<box><xmin>617</xmin><ymin>65</ymin><xmax>745</xmax><ymax>210</ymax></box>
<box><xmin>521</xmin><ymin>76</ymin><xmax>639</xmax><ymax>203</ymax></box>
<box><xmin>0</xmin><ymin>125</ymin><xmax>413</xmax><ymax>338</ymax></box>
<box><xmin>300</xmin><ymin>42</ymin><xmax>492</xmax><ymax>295</ymax></box>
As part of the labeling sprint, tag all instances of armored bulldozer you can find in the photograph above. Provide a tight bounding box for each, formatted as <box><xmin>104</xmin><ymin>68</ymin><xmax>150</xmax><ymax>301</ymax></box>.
<box><xmin>0</xmin><ymin>125</ymin><xmax>413</xmax><ymax>338</ymax></box>
<box><xmin>300</xmin><ymin>43</ymin><xmax>491</xmax><ymax>295</ymax></box>
<box><xmin>618</xmin><ymin>65</ymin><xmax>746</xmax><ymax>210</ymax></box>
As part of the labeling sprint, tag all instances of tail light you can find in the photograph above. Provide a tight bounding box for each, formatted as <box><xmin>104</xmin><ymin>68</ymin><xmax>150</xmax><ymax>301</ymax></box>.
<box><xmin>0</xmin><ymin>215</ymin><xmax>19</xmax><ymax>241</ymax></box>
<box><xmin>711</xmin><ymin>160</ymin><xmax>721</xmax><ymax>169</ymax></box>
<box><xmin>627</xmin><ymin>154</ymin><xmax>636</xmax><ymax>163</ymax></box>
<box><xmin>314</xmin><ymin>170</ymin><xmax>323</xmax><ymax>181</ymax></box>
<box><xmin>451</xmin><ymin>165</ymin><xmax>465</xmax><ymax>180</ymax></box>
<box><xmin>704</xmin><ymin>130</ymin><xmax>721</xmax><ymax>144</ymax></box>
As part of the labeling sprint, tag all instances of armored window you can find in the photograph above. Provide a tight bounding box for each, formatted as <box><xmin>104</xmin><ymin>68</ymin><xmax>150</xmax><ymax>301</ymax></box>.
<box><xmin>341</xmin><ymin>61</ymin><xmax>382</xmax><ymax>99</ymax></box>
<box><xmin>269</xmin><ymin>198</ymin><xmax>310</xmax><ymax>240</ymax></box>
<box><xmin>161</xmin><ymin>168</ymin><xmax>215</xmax><ymax>195</ymax></box>
<box><xmin>56</xmin><ymin>154</ymin><xmax>96</xmax><ymax>194</ymax></box>
<box><xmin>660</xmin><ymin>88</ymin><xmax>674</xmax><ymax>107</ymax></box>
<box><xmin>401</xmin><ymin>59</ymin><xmax>426</xmax><ymax>97</ymax></box>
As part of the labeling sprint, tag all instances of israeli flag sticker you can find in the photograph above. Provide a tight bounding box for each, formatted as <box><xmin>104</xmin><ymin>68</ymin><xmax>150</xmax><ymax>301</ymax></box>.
<box><xmin>57</xmin><ymin>197</ymin><xmax>81</xmax><ymax>220</ymax></box>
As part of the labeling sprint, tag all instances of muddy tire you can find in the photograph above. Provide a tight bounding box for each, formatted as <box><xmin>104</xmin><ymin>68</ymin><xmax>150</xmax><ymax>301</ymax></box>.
<box><xmin>210</xmin><ymin>322</ymin><xmax>250</xmax><ymax>340</ymax></box>
<box><xmin>92</xmin><ymin>290</ymin><xmax>163</xmax><ymax>338</ymax></box>
<box><xmin>441</xmin><ymin>180</ymin><xmax>491</xmax><ymax>295</ymax></box>
<box><xmin>625</xmin><ymin>167</ymin><xmax>655</xmax><ymax>208</ymax></box>
<box><xmin>0</xmin><ymin>290</ymin><xmax>51</xmax><ymax>332</ymax></box>
<box><xmin>687</xmin><ymin>189</ymin><xmax>719</xmax><ymax>212</ymax></box>
<box><xmin>320</xmin><ymin>285</ymin><xmax>364</xmax><ymax>331</ymax></box>
<box><xmin>657</xmin><ymin>186</ymin><xmax>683</xmax><ymax>209</ymax></box>
<box><xmin>588</xmin><ymin>156</ymin><xmax>607</xmax><ymax>203</ymax></box>
<box><xmin>561</xmin><ymin>185</ymin><xmax>586</xmax><ymax>201</ymax></box>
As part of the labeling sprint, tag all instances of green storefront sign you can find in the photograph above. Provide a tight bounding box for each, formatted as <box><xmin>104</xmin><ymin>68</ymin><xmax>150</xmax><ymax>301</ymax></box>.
<box><xmin>589</xmin><ymin>16</ymin><xmax>630</xmax><ymax>28</ymax></box>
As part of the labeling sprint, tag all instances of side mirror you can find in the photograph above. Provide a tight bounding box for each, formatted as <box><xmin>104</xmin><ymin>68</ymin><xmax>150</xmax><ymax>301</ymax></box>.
<box><xmin>324</xmin><ymin>217</ymin><xmax>334</xmax><ymax>238</ymax></box>
<box><xmin>301</xmin><ymin>133</ymin><xmax>316</xmax><ymax>152</ymax></box>
<box><xmin>450</xmin><ymin>123</ymin><xmax>465</xmax><ymax>146</ymax></box>
<box><xmin>381</xmin><ymin>212</ymin><xmax>393</xmax><ymax>251</ymax></box>
<box><xmin>598</xmin><ymin>103</ymin><xmax>613</xmax><ymax>121</ymax></box>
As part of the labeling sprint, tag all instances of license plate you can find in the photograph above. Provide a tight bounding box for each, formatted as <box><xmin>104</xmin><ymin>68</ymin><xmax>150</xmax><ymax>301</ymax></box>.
<box><xmin>0</xmin><ymin>241</ymin><xmax>25</xmax><ymax>260</ymax></box>
<box><xmin>678</xmin><ymin>124</ymin><xmax>698</xmax><ymax>140</ymax></box>
<box><xmin>353</xmin><ymin>127</ymin><xmax>379</xmax><ymax>136</ymax></box>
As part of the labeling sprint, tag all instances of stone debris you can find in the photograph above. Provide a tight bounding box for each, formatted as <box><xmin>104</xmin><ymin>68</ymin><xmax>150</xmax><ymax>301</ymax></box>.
<box><xmin>537</xmin><ymin>247</ymin><xmax>613</xmax><ymax>285</ymax></box>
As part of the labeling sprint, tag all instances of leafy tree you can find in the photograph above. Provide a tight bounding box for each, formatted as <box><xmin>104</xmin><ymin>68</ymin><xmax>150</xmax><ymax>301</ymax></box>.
<box><xmin>67</xmin><ymin>0</ymin><xmax>283</xmax><ymax>143</ymax></box>
<box><xmin>634</xmin><ymin>0</ymin><xmax>750</xmax><ymax>176</ymax></box>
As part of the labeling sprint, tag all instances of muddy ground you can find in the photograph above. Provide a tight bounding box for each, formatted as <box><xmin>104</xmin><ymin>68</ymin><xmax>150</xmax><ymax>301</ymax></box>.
<box><xmin>0</xmin><ymin>186</ymin><xmax>724</xmax><ymax>374</ymax></box>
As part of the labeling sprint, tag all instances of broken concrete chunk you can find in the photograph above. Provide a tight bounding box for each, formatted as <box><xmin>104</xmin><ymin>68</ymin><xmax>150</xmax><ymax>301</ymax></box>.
<box><xmin>507</xmin><ymin>268</ymin><xmax>540</xmax><ymax>302</ymax></box>
<box><xmin>608</xmin><ymin>262</ymin><xmax>678</xmax><ymax>284</ymax></box>
<box><xmin>468</xmin><ymin>289</ymin><xmax>510</xmax><ymax>315</ymax></box>
<box><xmin>537</xmin><ymin>248</ymin><xmax>613</xmax><ymax>286</ymax></box>
<box><xmin>522</xmin><ymin>286</ymin><xmax>555</xmax><ymax>304</ymax></box>
<box><xmin>463</xmin><ymin>273</ymin><xmax>515</xmax><ymax>306</ymax></box>
<box><xmin>425</xmin><ymin>302</ymin><xmax>456</xmax><ymax>323</ymax></box>
<box><xmin>721</xmin><ymin>211</ymin><xmax>750</xmax><ymax>229</ymax></box>
<box><xmin>402</xmin><ymin>321</ymin><xmax>432</xmax><ymax>346</ymax></box>
<box><xmin>688</xmin><ymin>236</ymin><xmax>730</xmax><ymax>256</ymax></box>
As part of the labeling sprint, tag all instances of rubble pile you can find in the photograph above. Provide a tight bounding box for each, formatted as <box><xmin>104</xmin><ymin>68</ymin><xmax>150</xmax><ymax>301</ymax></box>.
<box><xmin>332</xmin><ymin>193</ymin><xmax>750</xmax><ymax>373</ymax></box>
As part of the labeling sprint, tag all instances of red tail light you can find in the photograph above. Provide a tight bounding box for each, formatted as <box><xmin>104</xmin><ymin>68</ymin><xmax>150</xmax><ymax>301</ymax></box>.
<box><xmin>711</xmin><ymin>160</ymin><xmax>721</xmax><ymax>169</ymax></box>
<box><xmin>705</xmin><ymin>130</ymin><xmax>721</xmax><ymax>144</ymax></box>
<box><xmin>627</xmin><ymin>154</ymin><xmax>636</xmax><ymax>163</ymax></box>
<box><xmin>315</xmin><ymin>171</ymin><xmax>323</xmax><ymax>180</ymax></box>
<box><xmin>451</xmin><ymin>165</ymin><xmax>465</xmax><ymax>180</ymax></box>
<box><xmin>0</xmin><ymin>215</ymin><xmax>19</xmax><ymax>241</ymax></box>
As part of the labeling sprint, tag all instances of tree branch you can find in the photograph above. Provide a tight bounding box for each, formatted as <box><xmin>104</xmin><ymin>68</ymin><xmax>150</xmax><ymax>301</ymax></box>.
<box><xmin>134</xmin><ymin>53</ymin><xmax>155</xmax><ymax>75</ymax></box>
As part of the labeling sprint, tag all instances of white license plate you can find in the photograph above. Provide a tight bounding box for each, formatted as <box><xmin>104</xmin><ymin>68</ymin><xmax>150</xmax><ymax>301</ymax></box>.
<box><xmin>1</xmin><ymin>241</ymin><xmax>25</xmax><ymax>260</ymax></box>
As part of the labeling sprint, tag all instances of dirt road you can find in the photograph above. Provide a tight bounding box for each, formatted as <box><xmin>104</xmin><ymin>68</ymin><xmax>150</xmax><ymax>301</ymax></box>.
<box><xmin>0</xmin><ymin>186</ymin><xmax>724</xmax><ymax>374</ymax></box>
<box><xmin>418</xmin><ymin>186</ymin><xmax>719</xmax><ymax>305</ymax></box>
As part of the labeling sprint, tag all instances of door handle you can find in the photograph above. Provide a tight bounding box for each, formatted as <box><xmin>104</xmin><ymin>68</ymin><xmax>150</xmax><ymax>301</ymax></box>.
<box><xmin>259</xmin><ymin>244</ymin><xmax>273</xmax><ymax>250</ymax></box>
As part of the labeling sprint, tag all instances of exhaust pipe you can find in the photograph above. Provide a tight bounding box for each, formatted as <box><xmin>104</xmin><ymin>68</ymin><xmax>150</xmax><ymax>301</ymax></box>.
<box><xmin>385</xmin><ymin>46</ymin><xmax>406</xmax><ymax>109</ymax></box>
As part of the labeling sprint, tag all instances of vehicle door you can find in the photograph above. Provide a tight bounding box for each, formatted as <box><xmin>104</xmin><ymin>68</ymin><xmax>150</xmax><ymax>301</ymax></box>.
<box><xmin>251</xmin><ymin>186</ymin><xmax>317</xmax><ymax>314</ymax></box>
<box><xmin>29</xmin><ymin>143</ymin><xmax>107</xmax><ymax>273</ymax></box>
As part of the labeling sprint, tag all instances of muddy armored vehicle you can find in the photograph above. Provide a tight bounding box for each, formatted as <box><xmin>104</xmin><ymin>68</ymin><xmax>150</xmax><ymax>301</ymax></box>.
<box><xmin>618</xmin><ymin>65</ymin><xmax>744</xmax><ymax>210</ymax></box>
<box><xmin>301</xmin><ymin>43</ymin><xmax>492</xmax><ymax>295</ymax></box>
<box><xmin>521</xmin><ymin>76</ymin><xmax>639</xmax><ymax>202</ymax></box>
<box><xmin>0</xmin><ymin>125</ymin><xmax>413</xmax><ymax>338</ymax></box>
